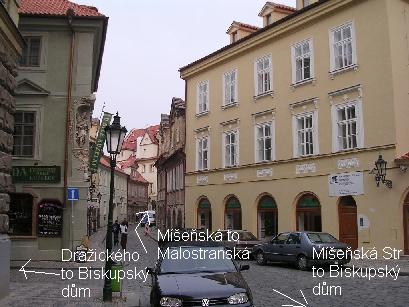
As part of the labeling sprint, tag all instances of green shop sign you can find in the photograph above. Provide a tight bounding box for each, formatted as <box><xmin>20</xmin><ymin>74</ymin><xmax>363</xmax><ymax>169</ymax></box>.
<box><xmin>12</xmin><ymin>166</ymin><xmax>61</xmax><ymax>183</ymax></box>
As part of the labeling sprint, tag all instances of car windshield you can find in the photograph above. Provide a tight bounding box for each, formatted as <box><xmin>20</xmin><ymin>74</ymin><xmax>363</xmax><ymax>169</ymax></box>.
<box><xmin>307</xmin><ymin>233</ymin><xmax>338</xmax><ymax>243</ymax></box>
<box><xmin>239</xmin><ymin>231</ymin><xmax>257</xmax><ymax>241</ymax></box>
<box><xmin>159</xmin><ymin>246</ymin><xmax>237</xmax><ymax>274</ymax></box>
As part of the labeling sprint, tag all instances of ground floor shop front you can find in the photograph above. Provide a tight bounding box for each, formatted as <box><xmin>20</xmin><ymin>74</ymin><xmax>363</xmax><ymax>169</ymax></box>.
<box><xmin>186</xmin><ymin>159</ymin><xmax>409</xmax><ymax>254</ymax></box>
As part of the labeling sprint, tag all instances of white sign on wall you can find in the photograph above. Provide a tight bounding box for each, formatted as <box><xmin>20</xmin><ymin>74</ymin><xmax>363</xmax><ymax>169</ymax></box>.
<box><xmin>328</xmin><ymin>171</ymin><xmax>364</xmax><ymax>196</ymax></box>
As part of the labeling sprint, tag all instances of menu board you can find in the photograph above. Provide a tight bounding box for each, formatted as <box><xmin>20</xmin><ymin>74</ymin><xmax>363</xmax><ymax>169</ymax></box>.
<box><xmin>38</xmin><ymin>200</ymin><xmax>63</xmax><ymax>237</ymax></box>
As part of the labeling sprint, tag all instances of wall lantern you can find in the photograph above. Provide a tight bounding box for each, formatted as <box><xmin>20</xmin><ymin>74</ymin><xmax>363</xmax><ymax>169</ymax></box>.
<box><xmin>372</xmin><ymin>155</ymin><xmax>392</xmax><ymax>188</ymax></box>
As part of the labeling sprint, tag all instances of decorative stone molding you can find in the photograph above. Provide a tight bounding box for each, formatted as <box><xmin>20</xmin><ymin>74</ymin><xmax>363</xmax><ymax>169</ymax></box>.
<box><xmin>224</xmin><ymin>173</ymin><xmax>238</xmax><ymax>182</ymax></box>
<box><xmin>337</xmin><ymin>158</ymin><xmax>359</xmax><ymax>169</ymax></box>
<box><xmin>197</xmin><ymin>175</ymin><xmax>208</xmax><ymax>185</ymax></box>
<box><xmin>289</xmin><ymin>97</ymin><xmax>318</xmax><ymax>114</ymax></box>
<box><xmin>328</xmin><ymin>84</ymin><xmax>362</xmax><ymax>105</ymax></box>
<box><xmin>257</xmin><ymin>168</ymin><xmax>273</xmax><ymax>177</ymax></box>
<box><xmin>296</xmin><ymin>163</ymin><xmax>316</xmax><ymax>174</ymax></box>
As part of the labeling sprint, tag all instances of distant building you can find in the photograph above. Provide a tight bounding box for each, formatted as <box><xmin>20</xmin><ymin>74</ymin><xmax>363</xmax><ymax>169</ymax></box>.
<box><xmin>10</xmin><ymin>0</ymin><xmax>107</xmax><ymax>260</ymax></box>
<box><xmin>156</xmin><ymin>98</ymin><xmax>186</xmax><ymax>231</ymax></box>
<box><xmin>119</xmin><ymin>124</ymin><xmax>160</xmax><ymax>210</ymax></box>
<box><xmin>0</xmin><ymin>0</ymin><xmax>24</xmax><ymax>299</ymax></box>
<box><xmin>127</xmin><ymin>163</ymin><xmax>149</xmax><ymax>223</ymax></box>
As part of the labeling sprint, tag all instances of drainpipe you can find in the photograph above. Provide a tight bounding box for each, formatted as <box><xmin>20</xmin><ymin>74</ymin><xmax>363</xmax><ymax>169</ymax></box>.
<box><xmin>64</xmin><ymin>9</ymin><xmax>75</xmax><ymax>215</ymax></box>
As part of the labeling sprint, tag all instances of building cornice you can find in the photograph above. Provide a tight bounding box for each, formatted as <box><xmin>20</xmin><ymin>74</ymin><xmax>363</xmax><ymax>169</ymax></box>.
<box><xmin>180</xmin><ymin>0</ymin><xmax>354</xmax><ymax>79</ymax></box>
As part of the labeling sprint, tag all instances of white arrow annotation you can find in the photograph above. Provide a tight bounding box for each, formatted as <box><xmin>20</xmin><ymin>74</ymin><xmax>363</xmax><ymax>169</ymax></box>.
<box><xmin>19</xmin><ymin>259</ymin><xmax>61</xmax><ymax>280</ymax></box>
<box><xmin>134</xmin><ymin>212</ymin><xmax>150</xmax><ymax>254</ymax></box>
<box><xmin>273</xmin><ymin>288</ymin><xmax>309</xmax><ymax>307</ymax></box>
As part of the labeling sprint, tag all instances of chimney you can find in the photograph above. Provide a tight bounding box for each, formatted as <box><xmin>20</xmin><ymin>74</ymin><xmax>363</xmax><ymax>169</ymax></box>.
<box><xmin>226</xmin><ymin>21</ymin><xmax>260</xmax><ymax>44</ymax></box>
<box><xmin>258</xmin><ymin>2</ymin><xmax>296</xmax><ymax>27</ymax></box>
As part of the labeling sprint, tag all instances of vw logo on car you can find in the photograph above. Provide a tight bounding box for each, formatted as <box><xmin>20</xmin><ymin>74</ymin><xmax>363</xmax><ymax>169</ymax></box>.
<box><xmin>201</xmin><ymin>298</ymin><xmax>210</xmax><ymax>306</ymax></box>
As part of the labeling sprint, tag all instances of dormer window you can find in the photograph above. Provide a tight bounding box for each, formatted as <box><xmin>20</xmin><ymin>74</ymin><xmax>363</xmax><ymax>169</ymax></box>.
<box><xmin>232</xmin><ymin>31</ymin><xmax>238</xmax><ymax>43</ymax></box>
<box><xmin>303</xmin><ymin>0</ymin><xmax>310</xmax><ymax>7</ymax></box>
<box><xmin>266</xmin><ymin>14</ymin><xmax>273</xmax><ymax>25</ymax></box>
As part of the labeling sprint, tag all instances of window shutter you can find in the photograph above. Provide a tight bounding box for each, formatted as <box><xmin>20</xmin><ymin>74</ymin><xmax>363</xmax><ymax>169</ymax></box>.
<box><xmin>292</xmin><ymin>116</ymin><xmax>298</xmax><ymax>158</ymax></box>
<box><xmin>313</xmin><ymin>111</ymin><xmax>319</xmax><ymax>155</ymax></box>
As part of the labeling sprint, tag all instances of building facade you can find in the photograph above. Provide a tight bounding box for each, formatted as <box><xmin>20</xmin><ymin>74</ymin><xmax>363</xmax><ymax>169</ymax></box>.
<box><xmin>9</xmin><ymin>0</ymin><xmax>107</xmax><ymax>260</ymax></box>
<box><xmin>156</xmin><ymin>98</ymin><xmax>186</xmax><ymax>231</ymax></box>
<box><xmin>127</xmin><ymin>165</ymin><xmax>149</xmax><ymax>223</ymax></box>
<box><xmin>181</xmin><ymin>0</ymin><xmax>409</xmax><ymax>252</ymax></box>
<box><xmin>0</xmin><ymin>0</ymin><xmax>23</xmax><ymax>299</ymax></box>
<box><xmin>98</xmin><ymin>156</ymin><xmax>128</xmax><ymax>226</ymax></box>
<box><xmin>119</xmin><ymin>124</ymin><xmax>159</xmax><ymax>209</ymax></box>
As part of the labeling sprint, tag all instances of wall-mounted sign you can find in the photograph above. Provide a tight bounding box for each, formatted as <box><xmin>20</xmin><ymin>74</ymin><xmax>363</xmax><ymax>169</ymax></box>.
<box><xmin>38</xmin><ymin>200</ymin><xmax>63</xmax><ymax>237</ymax></box>
<box><xmin>328</xmin><ymin>171</ymin><xmax>364</xmax><ymax>197</ymax></box>
<box><xmin>89</xmin><ymin>112</ymin><xmax>113</xmax><ymax>174</ymax></box>
<box><xmin>12</xmin><ymin>166</ymin><xmax>61</xmax><ymax>183</ymax></box>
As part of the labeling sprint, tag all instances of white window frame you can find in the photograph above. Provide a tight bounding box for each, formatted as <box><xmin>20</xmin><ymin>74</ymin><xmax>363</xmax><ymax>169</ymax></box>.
<box><xmin>292</xmin><ymin>111</ymin><xmax>319</xmax><ymax>158</ymax></box>
<box><xmin>13</xmin><ymin>104</ymin><xmax>42</xmax><ymax>161</ymax></box>
<box><xmin>196</xmin><ymin>136</ymin><xmax>209</xmax><ymax>171</ymax></box>
<box><xmin>329</xmin><ymin>21</ymin><xmax>357</xmax><ymax>72</ymax></box>
<box><xmin>331</xmin><ymin>100</ymin><xmax>364</xmax><ymax>152</ymax></box>
<box><xmin>19</xmin><ymin>32</ymin><xmax>48</xmax><ymax>71</ymax></box>
<box><xmin>254</xmin><ymin>55</ymin><xmax>273</xmax><ymax>96</ymax></box>
<box><xmin>291</xmin><ymin>38</ymin><xmax>314</xmax><ymax>84</ymax></box>
<box><xmin>196</xmin><ymin>80</ymin><xmax>209</xmax><ymax>115</ymax></box>
<box><xmin>255</xmin><ymin>121</ymin><xmax>275</xmax><ymax>162</ymax></box>
<box><xmin>222</xmin><ymin>69</ymin><xmax>238</xmax><ymax>106</ymax></box>
<box><xmin>223</xmin><ymin>130</ymin><xmax>239</xmax><ymax>167</ymax></box>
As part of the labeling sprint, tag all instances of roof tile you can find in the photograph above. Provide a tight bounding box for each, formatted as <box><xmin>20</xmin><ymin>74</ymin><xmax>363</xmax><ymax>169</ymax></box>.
<box><xmin>19</xmin><ymin>0</ymin><xmax>105</xmax><ymax>17</ymax></box>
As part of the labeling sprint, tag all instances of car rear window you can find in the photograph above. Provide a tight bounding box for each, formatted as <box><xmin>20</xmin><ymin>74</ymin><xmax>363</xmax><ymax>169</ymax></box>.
<box><xmin>239</xmin><ymin>232</ymin><xmax>257</xmax><ymax>241</ymax></box>
<box><xmin>307</xmin><ymin>233</ymin><xmax>338</xmax><ymax>243</ymax></box>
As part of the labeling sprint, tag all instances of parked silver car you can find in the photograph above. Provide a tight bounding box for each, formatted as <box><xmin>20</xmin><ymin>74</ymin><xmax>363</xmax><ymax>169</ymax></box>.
<box><xmin>252</xmin><ymin>231</ymin><xmax>351</xmax><ymax>270</ymax></box>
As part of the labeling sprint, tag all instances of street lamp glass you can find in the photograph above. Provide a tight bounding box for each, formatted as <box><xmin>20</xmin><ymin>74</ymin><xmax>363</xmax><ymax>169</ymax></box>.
<box><xmin>105</xmin><ymin>112</ymin><xmax>127</xmax><ymax>155</ymax></box>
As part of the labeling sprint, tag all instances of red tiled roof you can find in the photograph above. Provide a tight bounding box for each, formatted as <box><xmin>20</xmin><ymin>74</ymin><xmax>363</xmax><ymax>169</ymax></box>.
<box><xmin>396</xmin><ymin>152</ymin><xmax>409</xmax><ymax>161</ymax></box>
<box><xmin>228</xmin><ymin>21</ymin><xmax>260</xmax><ymax>33</ymax></box>
<box><xmin>99</xmin><ymin>156</ymin><xmax>128</xmax><ymax>175</ymax></box>
<box><xmin>266</xmin><ymin>2</ymin><xmax>297</xmax><ymax>12</ymax></box>
<box><xmin>19</xmin><ymin>0</ymin><xmax>105</xmax><ymax>17</ymax></box>
<box><xmin>130</xmin><ymin>170</ymin><xmax>148</xmax><ymax>184</ymax></box>
<box><xmin>118</xmin><ymin>156</ymin><xmax>137</xmax><ymax>170</ymax></box>
<box><xmin>122</xmin><ymin>125</ymin><xmax>160</xmax><ymax>151</ymax></box>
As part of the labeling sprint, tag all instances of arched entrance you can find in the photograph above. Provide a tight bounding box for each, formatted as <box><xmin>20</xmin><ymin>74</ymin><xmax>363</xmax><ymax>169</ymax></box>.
<box><xmin>257</xmin><ymin>195</ymin><xmax>278</xmax><ymax>239</ymax></box>
<box><xmin>338</xmin><ymin>196</ymin><xmax>358</xmax><ymax>250</ymax></box>
<box><xmin>296</xmin><ymin>193</ymin><xmax>321</xmax><ymax>231</ymax></box>
<box><xmin>404</xmin><ymin>192</ymin><xmax>409</xmax><ymax>255</ymax></box>
<box><xmin>225</xmin><ymin>196</ymin><xmax>242</xmax><ymax>230</ymax></box>
<box><xmin>197</xmin><ymin>198</ymin><xmax>212</xmax><ymax>230</ymax></box>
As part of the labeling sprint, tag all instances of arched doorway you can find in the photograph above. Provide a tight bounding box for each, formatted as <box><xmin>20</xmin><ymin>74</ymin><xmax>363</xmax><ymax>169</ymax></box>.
<box><xmin>338</xmin><ymin>196</ymin><xmax>358</xmax><ymax>250</ymax></box>
<box><xmin>197</xmin><ymin>198</ymin><xmax>212</xmax><ymax>230</ymax></box>
<box><xmin>257</xmin><ymin>195</ymin><xmax>278</xmax><ymax>239</ymax></box>
<box><xmin>225</xmin><ymin>196</ymin><xmax>242</xmax><ymax>230</ymax></box>
<box><xmin>296</xmin><ymin>193</ymin><xmax>321</xmax><ymax>231</ymax></box>
<box><xmin>404</xmin><ymin>192</ymin><xmax>409</xmax><ymax>255</ymax></box>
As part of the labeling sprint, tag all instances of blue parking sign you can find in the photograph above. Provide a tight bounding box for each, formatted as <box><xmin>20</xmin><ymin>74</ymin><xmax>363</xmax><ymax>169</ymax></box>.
<box><xmin>67</xmin><ymin>188</ymin><xmax>79</xmax><ymax>201</ymax></box>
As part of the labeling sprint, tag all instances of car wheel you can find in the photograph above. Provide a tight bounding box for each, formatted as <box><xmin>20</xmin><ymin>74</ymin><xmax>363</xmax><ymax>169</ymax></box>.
<box><xmin>255</xmin><ymin>251</ymin><xmax>266</xmax><ymax>265</ymax></box>
<box><xmin>296</xmin><ymin>255</ymin><xmax>308</xmax><ymax>271</ymax></box>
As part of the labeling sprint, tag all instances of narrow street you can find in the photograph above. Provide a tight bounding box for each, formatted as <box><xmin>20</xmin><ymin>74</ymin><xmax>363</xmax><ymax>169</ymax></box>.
<box><xmin>3</xmin><ymin>226</ymin><xmax>409</xmax><ymax>306</ymax></box>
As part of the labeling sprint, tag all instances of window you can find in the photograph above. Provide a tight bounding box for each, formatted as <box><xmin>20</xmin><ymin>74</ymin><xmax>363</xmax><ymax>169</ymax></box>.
<box><xmin>196</xmin><ymin>137</ymin><xmax>209</xmax><ymax>170</ymax></box>
<box><xmin>197</xmin><ymin>81</ymin><xmax>209</xmax><ymax>114</ymax></box>
<box><xmin>141</xmin><ymin>165</ymin><xmax>145</xmax><ymax>173</ymax></box>
<box><xmin>255</xmin><ymin>55</ymin><xmax>272</xmax><ymax>95</ymax></box>
<box><xmin>303</xmin><ymin>0</ymin><xmax>309</xmax><ymax>7</ymax></box>
<box><xmin>223</xmin><ymin>69</ymin><xmax>237</xmax><ymax>106</ymax></box>
<box><xmin>266</xmin><ymin>14</ymin><xmax>273</xmax><ymax>25</ymax></box>
<box><xmin>255</xmin><ymin>122</ymin><xmax>273</xmax><ymax>162</ymax></box>
<box><xmin>333</xmin><ymin>103</ymin><xmax>362</xmax><ymax>151</ymax></box>
<box><xmin>291</xmin><ymin>39</ymin><xmax>313</xmax><ymax>84</ymax></box>
<box><xmin>293</xmin><ymin>112</ymin><xmax>318</xmax><ymax>158</ymax></box>
<box><xmin>232</xmin><ymin>31</ymin><xmax>238</xmax><ymax>42</ymax></box>
<box><xmin>13</xmin><ymin>111</ymin><xmax>36</xmax><ymax>157</ymax></box>
<box><xmin>224</xmin><ymin>131</ymin><xmax>239</xmax><ymax>167</ymax></box>
<box><xmin>330</xmin><ymin>22</ymin><xmax>356</xmax><ymax>71</ymax></box>
<box><xmin>20</xmin><ymin>36</ymin><xmax>41</xmax><ymax>67</ymax></box>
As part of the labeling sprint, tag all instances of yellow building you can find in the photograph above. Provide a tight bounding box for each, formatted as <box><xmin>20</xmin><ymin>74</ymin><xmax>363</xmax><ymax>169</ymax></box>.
<box><xmin>180</xmin><ymin>0</ymin><xmax>409</xmax><ymax>253</ymax></box>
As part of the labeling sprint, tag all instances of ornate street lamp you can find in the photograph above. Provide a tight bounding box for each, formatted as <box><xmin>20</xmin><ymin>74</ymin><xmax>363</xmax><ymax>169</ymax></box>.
<box><xmin>102</xmin><ymin>112</ymin><xmax>127</xmax><ymax>302</ymax></box>
<box><xmin>373</xmin><ymin>155</ymin><xmax>392</xmax><ymax>188</ymax></box>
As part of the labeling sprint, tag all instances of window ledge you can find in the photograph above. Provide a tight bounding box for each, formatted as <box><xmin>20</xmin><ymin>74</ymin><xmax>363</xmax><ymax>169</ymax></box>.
<box><xmin>329</xmin><ymin>64</ymin><xmax>359</xmax><ymax>79</ymax></box>
<box><xmin>12</xmin><ymin>156</ymin><xmax>39</xmax><ymax>161</ymax></box>
<box><xmin>221</xmin><ymin>102</ymin><xmax>239</xmax><ymax>110</ymax></box>
<box><xmin>253</xmin><ymin>91</ymin><xmax>274</xmax><ymax>101</ymax></box>
<box><xmin>291</xmin><ymin>78</ymin><xmax>315</xmax><ymax>89</ymax></box>
<box><xmin>18</xmin><ymin>66</ymin><xmax>47</xmax><ymax>72</ymax></box>
<box><xmin>195</xmin><ymin>110</ymin><xmax>209</xmax><ymax>118</ymax></box>
<box><xmin>9</xmin><ymin>236</ymin><xmax>37</xmax><ymax>240</ymax></box>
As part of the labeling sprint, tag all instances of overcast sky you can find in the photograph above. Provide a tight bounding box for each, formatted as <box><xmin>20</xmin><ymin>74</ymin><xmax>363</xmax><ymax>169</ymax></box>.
<box><xmin>76</xmin><ymin>0</ymin><xmax>296</xmax><ymax>129</ymax></box>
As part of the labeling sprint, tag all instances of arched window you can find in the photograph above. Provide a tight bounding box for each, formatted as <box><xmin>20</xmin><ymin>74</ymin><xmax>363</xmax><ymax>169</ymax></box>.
<box><xmin>225</xmin><ymin>196</ymin><xmax>242</xmax><ymax>230</ymax></box>
<box><xmin>296</xmin><ymin>193</ymin><xmax>321</xmax><ymax>231</ymax></box>
<box><xmin>197</xmin><ymin>198</ymin><xmax>212</xmax><ymax>231</ymax></box>
<box><xmin>258</xmin><ymin>195</ymin><xmax>278</xmax><ymax>238</ymax></box>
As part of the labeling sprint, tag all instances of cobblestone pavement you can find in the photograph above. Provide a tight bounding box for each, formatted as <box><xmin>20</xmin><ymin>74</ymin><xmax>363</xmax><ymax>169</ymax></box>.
<box><xmin>2</xmin><ymin>228</ymin><xmax>409</xmax><ymax>306</ymax></box>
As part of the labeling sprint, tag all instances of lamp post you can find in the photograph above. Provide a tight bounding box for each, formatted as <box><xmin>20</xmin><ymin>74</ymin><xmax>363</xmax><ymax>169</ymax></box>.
<box><xmin>373</xmin><ymin>155</ymin><xmax>392</xmax><ymax>188</ymax></box>
<box><xmin>102</xmin><ymin>112</ymin><xmax>127</xmax><ymax>302</ymax></box>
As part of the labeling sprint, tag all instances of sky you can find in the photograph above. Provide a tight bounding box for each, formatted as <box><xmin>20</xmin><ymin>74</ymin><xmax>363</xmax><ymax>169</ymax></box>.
<box><xmin>76</xmin><ymin>0</ymin><xmax>296</xmax><ymax>130</ymax></box>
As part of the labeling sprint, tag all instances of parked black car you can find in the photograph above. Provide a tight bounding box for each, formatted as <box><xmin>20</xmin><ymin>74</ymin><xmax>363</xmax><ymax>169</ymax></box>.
<box><xmin>148</xmin><ymin>242</ymin><xmax>254</xmax><ymax>306</ymax></box>
<box><xmin>252</xmin><ymin>231</ymin><xmax>351</xmax><ymax>270</ymax></box>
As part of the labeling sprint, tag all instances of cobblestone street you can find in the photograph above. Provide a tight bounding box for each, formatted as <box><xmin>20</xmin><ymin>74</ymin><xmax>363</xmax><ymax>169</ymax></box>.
<box><xmin>2</xmin><ymin>227</ymin><xmax>409</xmax><ymax>306</ymax></box>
